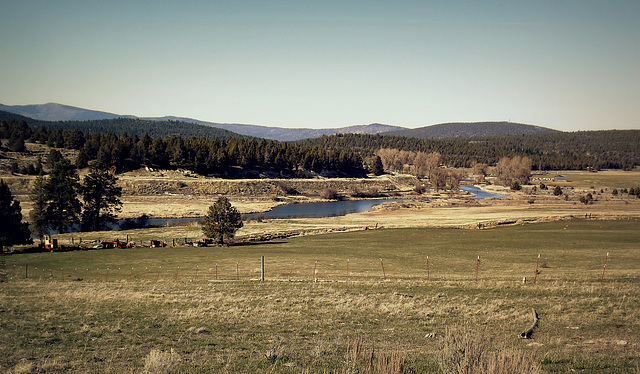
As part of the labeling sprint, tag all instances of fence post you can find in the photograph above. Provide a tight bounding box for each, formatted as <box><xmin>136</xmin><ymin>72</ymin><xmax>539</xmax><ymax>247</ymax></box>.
<box><xmin>289</xmin><ymin>261</ymin><xmax>295</xmax><ymax>281</ymax></box>
<box><xmin>236</xmin><ymin>261</ymin><xmax>239</xmax><ymax>280</ymax></box>
<box><xmin>174</xmin><ymin>266</ymin><xmax>180</xmax><ymax>281</ymax></box>
<box><xmin>313</xmin><ymin>261</ymin><xmax>318</xmax><ymax>281</ymax></box>
<box><xmin>195</xmin><ymin>265</ymin><xmax>199</xmax><ymax>282</ymax></box>
<box><xmin>25</xmin><ymin>264</ymin><xmax>28</xmax><ymax>279</ymax></box>
<box><xmin>534</xmin><ymin>254</ymin><xmax>541</xmax><ymax>283</ymax></box>
<box><xmin>346</xmin><ymin>259</ymin><xmax>350</xmax><ymax>282</ymax></box>
<box><xmin>427</xmin><ymin>256</ymin><xmax>430</xmax><ymax>281</ymax></box>
<box><xmin>475</xmin><ymin>256</ymin><xmax>480</xmax><ymax>282</ymax></box>
<box><xmin>601</xmin><ymin>252</ymin><xmax>609</xmax><ymax>284</ymax></box>
<box><xmin>380</xmin><ymin>258</ymin><xmax>386</xmax><ymax>280</ymax></box>
<box><xmin>129</xmin><ymin>267</ymin><xmax>133</xmax><ymax>282</ymax></box>
<box><xmin>261</xmin><ymin>256</ymin><xmax>265</xmax><ymax>281</ymax></box>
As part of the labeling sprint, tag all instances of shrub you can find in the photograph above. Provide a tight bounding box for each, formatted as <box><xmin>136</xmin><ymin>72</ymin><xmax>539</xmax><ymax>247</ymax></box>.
<box><xmin>579</xmin><ymin>193</ymin><xmax>593</xmax><ymax>205</ymax></box>
<box><xmin>320</xmin><ymin>187</ymin><xmax>339</xmax><ymax>200</ymax></box>
<box><xmin>553</xmin><ymin>186</ymin><xmax>563</xmax><ymax>196</ymax></box>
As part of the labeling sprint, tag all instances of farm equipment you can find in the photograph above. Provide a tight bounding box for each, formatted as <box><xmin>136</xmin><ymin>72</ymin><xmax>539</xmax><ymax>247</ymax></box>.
<box><xmin>41</xmin><ymin>235</ymin><xmax>87</xmax><ymax>252</ymax></box>
<box><xmin>96</xmin><ymin>239</ymin><xmax>136</xmax><ymax>249</ymax></box>
<box><xmin>149</xmin><ymin>240</ymin><xmax>166</xmax><ymax>248</ymax></box>
<box><xmin>42</xmin><ymin>235</ymin><xmax>58</xmax><ymax>251</ymax></box>
<box><xmin>185</xmin><ymin>238</ymin><xmax>215</xmax><ymax>247</ymax></box>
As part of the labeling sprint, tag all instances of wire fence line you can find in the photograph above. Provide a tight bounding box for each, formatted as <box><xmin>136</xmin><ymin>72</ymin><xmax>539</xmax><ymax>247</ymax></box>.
<box><xmin>2</xmin><ymin>254</ymin><xmax>617</xmax><ymax>284</ymax></box>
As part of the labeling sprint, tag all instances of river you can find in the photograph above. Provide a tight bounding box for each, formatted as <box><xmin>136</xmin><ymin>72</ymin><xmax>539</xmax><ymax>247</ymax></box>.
<box><xmin>57</xmin><ymin>188</ymin><xmax>501</xmax><ymax>233</ymax></box>
<box><xmin>244</xmin><ymin>198</ymin><xmax>401</xmax><ymax>220</ymax></box>
<box><xmin>459</xmin><ymin>185</ymin><xmax>506</xmax><ymax>199</ymax></box>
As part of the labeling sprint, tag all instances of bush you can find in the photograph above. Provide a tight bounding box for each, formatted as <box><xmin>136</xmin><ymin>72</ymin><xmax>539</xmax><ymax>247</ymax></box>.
<box><xmin>553</xmin><ymin>186</ymin><xmax>563</xmax><ymax>196</ymax></box>
<box><xmin>579</xmin><ymin>193</ymin><xmax>593</xmax><ymax>205</ymax></box>
<box><xmin>320</xmin><ymin>187</ymin><xmax>339</xmax><ymax>200</ymax></box>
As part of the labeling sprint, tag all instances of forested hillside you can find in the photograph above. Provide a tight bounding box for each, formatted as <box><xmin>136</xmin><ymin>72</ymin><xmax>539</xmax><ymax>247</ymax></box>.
<box><xmin>385</xmin><ymin>121</ymin><xmax>557</xmax><ymax>139</ymax></box>
<box><xmin>304</xmin><ymin>131</ymin><xmax>640</xmax><ymax>170</ymax></box>
<box><xmin>0</xmin><ymin>119</ymin><xmax>366</xmax><ymax>178</ymax></box>
<box><xmin>0</xmin><ymin>111</ymin><xmax>241</xmax><ymax>139</ymax></box>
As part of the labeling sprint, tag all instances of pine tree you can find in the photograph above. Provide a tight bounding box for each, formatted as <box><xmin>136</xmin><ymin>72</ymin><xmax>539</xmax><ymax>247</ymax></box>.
<box><xmin>202</xmin><ymin>196</ymin><xmax>243</xmax><ymax>245</ymax></box>
<box><xmin>45</xmin><ymin>158</ymin><xmax>81</xmax><ymax>233</ymax></box>
<box><xmin>29</xmin><ymin>174</ymin><xmax>49</xmax><ymax>241</ymax></box>
<box><xmin>371</xmin><ymin>156</ymin><xmax>384</xmax><ymax>176</ymax></box>
<box><xmin>0</xmin><ymin>179</ymin><xmax>31</xmax><ymax>253</ymax></box>
<box><xmin>81</xmin><ymin>161</ymin><xmax>122</xmax><ymax>231</ymax></box>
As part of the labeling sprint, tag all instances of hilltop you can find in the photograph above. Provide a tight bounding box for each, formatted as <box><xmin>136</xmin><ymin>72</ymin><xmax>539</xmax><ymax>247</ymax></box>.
<box><xmin>0</xmin><ymin>103</ymin><xmax>403</xmax><ymax>141</ymax></box>
<box><xmin>1</xmin><ymin>103</ymin><xmax>560</xmax><ymax>141</ymax></box>
<box><xmin>385</xmin><ymin>121</ymin><xmax>558</xmax><ymax>139</ymax></box>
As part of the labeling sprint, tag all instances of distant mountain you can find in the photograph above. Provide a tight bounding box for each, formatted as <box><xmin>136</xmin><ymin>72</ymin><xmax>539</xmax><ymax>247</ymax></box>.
<box><xmin>0</xmin><ymin>110</ymin><xmax>243</xmax><ymax>139</ymax></box>
<box><xmin>0</xmin><ymin>103</ymin><xmax>404</xmax><ymax>141</ymax></box>
<box><xmin>0</xmin><ymin>102</ymin><xmax>134</xmax><ymax>122</ymax></box>
<box><xmin>142</xmin><ymin>118</ymin><xmax>403</xmax><ymax>141</ymax></box>
<box><xmin>385</xmin><ymin>121</ymin><xmax>558</xmax><ymax>139</ymax></box>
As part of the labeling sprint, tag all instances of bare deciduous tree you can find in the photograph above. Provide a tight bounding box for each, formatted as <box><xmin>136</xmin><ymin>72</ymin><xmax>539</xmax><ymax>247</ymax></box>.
<box><xmin>496</xmin><ymin>156</ymin><xmax>532</xmax><ymax>187</ymax></box>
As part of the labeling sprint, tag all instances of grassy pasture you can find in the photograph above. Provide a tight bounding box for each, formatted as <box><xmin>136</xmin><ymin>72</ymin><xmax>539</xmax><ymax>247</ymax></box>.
<box><xmin>1</xmin><ymin>219</ymin><xmax>639</xmax><ymax>373</ymax></box>
<box><xmin>542</xmin><ymin>169</ymin><xmax>640</xmax><ymax>190</ymax></box>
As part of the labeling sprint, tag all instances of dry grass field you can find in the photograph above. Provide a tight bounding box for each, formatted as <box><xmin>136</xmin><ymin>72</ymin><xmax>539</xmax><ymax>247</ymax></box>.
<box><xmin>1</xmin><ymin>219</ymin><xmax>639</xmax><ymax>373</ymax></box>
<box><xmin>1</xmin><ymin>154</ymin><xmax>640</xmax><ymax>373</ymax></box>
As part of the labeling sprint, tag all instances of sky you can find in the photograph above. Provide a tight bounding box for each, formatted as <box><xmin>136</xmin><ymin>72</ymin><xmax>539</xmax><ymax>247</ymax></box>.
<box><xmin>1</xmin><ymin>1</ymin><xmax>639</xmax><ymax>131</ymax></box>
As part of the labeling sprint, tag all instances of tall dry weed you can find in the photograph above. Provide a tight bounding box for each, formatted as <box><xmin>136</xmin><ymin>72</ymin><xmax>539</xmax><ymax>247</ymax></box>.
<box><xmin>345</xmin><ymin>338</ymin><xmax>404</xmax><ymax>374</ymax></box>
<box><xmin>143</xmin><ymin>349</ymin><xmax>180</xmax><ymax>374</ymax></box>
<box><xmin>437</xmin><ymin>326</ymin><xmax>540</xmax><ymax>374</ymax></box>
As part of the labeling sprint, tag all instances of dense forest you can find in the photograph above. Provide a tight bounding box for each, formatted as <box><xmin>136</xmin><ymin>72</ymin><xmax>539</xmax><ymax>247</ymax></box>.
<box><xmin>0</xmin><ymin>110</ymin><xmax>241</xmax><ymax>139</ymax></box>
<box><xmin>386</xmin><ymin>121</ymin><xmax>557</xmax><ymax>139</ymax></box>
<box><xmin>303</xmin><ymin>131</ymin><xmax>640</xmax><ymax>171</ymax></box>
<box><xmin>2</xmin><ymin>111</ymin><xmax>639</xmax><ymax>176</ymax></box>
<box><xmin>0</xmin><ymin>119</ymin><xmax>366</xmax><ymax>177</ymax></box>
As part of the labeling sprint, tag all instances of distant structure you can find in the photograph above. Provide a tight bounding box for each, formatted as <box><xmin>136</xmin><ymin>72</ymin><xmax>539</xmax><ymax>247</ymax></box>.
<box><xmin>556</xmin><ymin>175</ymin><xmax>568</xmax><ymax>182</ymax></box>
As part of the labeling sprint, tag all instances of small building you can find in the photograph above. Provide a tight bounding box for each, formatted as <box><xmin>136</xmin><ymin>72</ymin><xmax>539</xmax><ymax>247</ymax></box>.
<box><xmin>556</xmin><ymin>175</ymin><xmax>568</xmax><ymax>182</ymax></box>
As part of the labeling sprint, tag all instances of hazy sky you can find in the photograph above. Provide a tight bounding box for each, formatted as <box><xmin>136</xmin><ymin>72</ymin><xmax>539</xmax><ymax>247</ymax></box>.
<box><xmin>1</xmin><ymin>1</ymin><xmax>638</xmax><ymax>130</ymax></box>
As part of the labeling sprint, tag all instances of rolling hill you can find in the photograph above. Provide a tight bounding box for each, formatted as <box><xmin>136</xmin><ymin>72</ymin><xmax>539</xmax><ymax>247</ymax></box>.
<box><xmin>0</xmin><ymin>103</ymin><xmax>404</xmax><ymax>141</ymax></box>
<box><xmin>0</xmin><ymin>111</ymin><xmax>243</xmax><ymax>139</ymax></box>
<box><xmin>384</xmin><ymin>121</ymin><xmax>558</xmax><ymax>139</ymax></box>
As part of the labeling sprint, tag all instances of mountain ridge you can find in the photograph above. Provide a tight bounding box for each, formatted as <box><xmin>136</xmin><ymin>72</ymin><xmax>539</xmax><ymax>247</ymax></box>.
<box><xmin>386</xmin><ymin>121</ymin><xmax>559</xmax><ymax>139</ymax></box>
<box><xmin>1</xmin><ymin>102</ymin><xmax>559</xmax><ymax>141</ymax></box>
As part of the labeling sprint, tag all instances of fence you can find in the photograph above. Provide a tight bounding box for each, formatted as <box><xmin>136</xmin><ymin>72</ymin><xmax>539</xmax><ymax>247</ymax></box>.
<box><xmin>4</xmin><ymin>253</ymin><xmax>615</xmax><ymax>284</ymax></box>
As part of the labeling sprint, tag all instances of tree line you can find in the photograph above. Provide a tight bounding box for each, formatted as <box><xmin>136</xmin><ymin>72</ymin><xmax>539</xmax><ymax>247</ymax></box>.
<box><xmin>303</xmin><ymin>130</ymin><xmax>640</xmax><ymax>171</ymax></box>
<box><xmin>1</xmin><ymin>119</ymin><xmax>366</xmax><ymax>177</ymax></box>
<box><xmin>0</xmin><ymin>158</ymin><xmax>122</xmax><ymax>252</ymax></box>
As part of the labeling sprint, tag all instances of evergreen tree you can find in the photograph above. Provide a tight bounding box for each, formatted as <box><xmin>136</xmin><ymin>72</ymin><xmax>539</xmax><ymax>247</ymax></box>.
<box><xmin>0</xmin><ymin>179</ymin><xmax>31</xmax><ymax>253</ymax></box>
<box><xmin>7</xmin><ymin>131</ymin><xmax>26</xmax><ymax>152</ymax></box>
<box><xmin>81</xmin><ymin>161</ymin><xmax>122</xmax><ymax>231</ymax></box>
<box><xmin>29</xmin><ymin>174</ymin><xmax>49</xmax><ymax>241</ymax></box>
<box><xmin>45</xmin><ymin>158</ymin><xmax>81</xmax><ymax>233</ymax></box>
<box><xmin>202</xmin><ymin>196</ymin><xmax>243</xmax><ymax>245</ymax></box>
<box><xmin>371</xmin><ymin>156</ymin><xmax>384</xmax><ymax>176</ymax></box>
